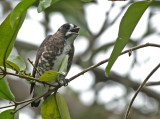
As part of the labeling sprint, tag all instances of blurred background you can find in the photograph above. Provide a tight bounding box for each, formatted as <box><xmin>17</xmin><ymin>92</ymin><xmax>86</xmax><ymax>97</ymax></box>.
<box><xmin>0</xmin><ymin>0</ymin><xmax>160</xmax><ymax>119</ymax></box>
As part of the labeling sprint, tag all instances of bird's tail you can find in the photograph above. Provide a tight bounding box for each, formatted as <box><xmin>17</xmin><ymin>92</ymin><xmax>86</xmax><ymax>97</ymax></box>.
<box><xmin>31</xmin><ymin>82</ymin><xmax>49</xmax><ymax>107</ymax></box>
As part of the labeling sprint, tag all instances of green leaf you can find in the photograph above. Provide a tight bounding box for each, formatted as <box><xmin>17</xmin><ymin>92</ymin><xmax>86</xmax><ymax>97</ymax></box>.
<box><xmin>0</xmin><ymin>0</ymin><xmax>36</xmax><ymax>67</ymax></box>
<box><xmin>6</xmin><ymin>55</ymin><xmax>26</xmax><ymax>71</ymax></box>
<box><xmin>39</xmin><ymin>71</ymin><xmax>59</xmax><ymax>82</ymax></box>
<box><xmin>10</xmin><ymin>0</ymin><xmax>37</xmax><ymax>27</ymax></box>
<box><xmin>41</xmin><ymin>94</ymin><xmax>61</xmax><ymax>119</ymax></box>
<box><xmin>0</xmin><ymin>109</ymin><xmax>14</xmax><ymax>119</ymax></box>
<box><xmin>58</xmin><ymin>55</ymin><xmax>69</xmax><ymax>75</ymax></box>
<box><xmin>0</xmin><ymin>77</ymin><xmax>15</xmax><ymax>101</ymax></box>
<box><xmin>105</xmin><ymin>1</ymin><xmax>151</xmax><ymax>76</ymax></box>
<box><xmin>0</xmin><ymin>12</ymin><xmax>26</xmax><ymax>67</ymax></box>
<box><xmin>56</xmin><ymin>92</ymin><xmax>71</xmax><ymax>119</ymax></box>
<box><xmin>37</xmin><ymin>0</ymin><xmax>59</xmax><ymax>13</ymax></box>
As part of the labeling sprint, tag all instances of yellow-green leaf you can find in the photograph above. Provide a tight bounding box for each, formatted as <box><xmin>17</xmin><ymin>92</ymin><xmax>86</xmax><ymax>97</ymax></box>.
<box><xmin>41</xmin><ymin>94</ymin><xmax>61</xmax><ymax>119</ymax></box>
<box><xmin>56</xmin><ymin>92</ymin><xmax>71</xmax><ymax>119</ymax></box>
<box><xmin>39</xmin><ymin>71</ymin><xmax>59</xmax><ymax>82</ymax></box>
<box><xmin>6</xmin><ymin>55</ymin><xmax>26</xmax><ymax>71</ymax></box>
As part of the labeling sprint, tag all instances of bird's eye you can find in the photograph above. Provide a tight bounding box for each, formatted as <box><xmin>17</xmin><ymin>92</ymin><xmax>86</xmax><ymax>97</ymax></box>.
<box><xmin>64</xmin><ymin>25</ymin><xmax>70</xmax><ymax>30</ymax></box>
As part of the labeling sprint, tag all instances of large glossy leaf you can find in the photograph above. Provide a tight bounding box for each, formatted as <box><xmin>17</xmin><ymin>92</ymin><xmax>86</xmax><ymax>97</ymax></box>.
<box><xmin>39</xmin><ymin>71</ymin><xmax>59</xmax><ymax>82</ymax></box>
<box><xmin>0</xmin><ymin>109</ymin><xmax>14</xmax><ymax>119</ymax></box>
<box><xmin>41</xmin><ymin>94</ymin><xmax>61</xmax><ymax>119</ymax></box>
<box><xmin>105</xmin><ymin>1</ymin><xmax>151</xmax><ymax>76</ymax></box>
<box><xmin>6</xmin><ymin>55</ymin><xmax>26</xmax><ymax>71</ymax></box>
<box><xmin>0</xmin><ymin>0</ymin><xmax>36</xmax><ymax>66</ymax></box>
<box><xmin>0</xmin><ymin>77</ymin><xmax>15</xmax><ymax>101</ymax></box>
<box><xmin>37</xmin><ymin>0</ymin><xmax>59</xmax><ymax>13</ymax></box>
<box><xmin>10</xmin><ymin>0</ymin><xmax>37</xmax><ymax>27</ymax></box>
<box><xmin>56</xmin><ymin>92</ymin><xmax>71</xmax><ymax>119</ymax></box>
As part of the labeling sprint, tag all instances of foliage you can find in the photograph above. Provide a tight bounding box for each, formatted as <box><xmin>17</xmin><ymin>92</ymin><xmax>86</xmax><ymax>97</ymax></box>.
<box><xmin>105</xmin><ymin>1</ymin><xmax>152</xmax><ymax>76</ymax></box>
<box><xmin>0</xmin><ymin>0</ymin><xmax>157</xmax><ymax>119</ymax></box>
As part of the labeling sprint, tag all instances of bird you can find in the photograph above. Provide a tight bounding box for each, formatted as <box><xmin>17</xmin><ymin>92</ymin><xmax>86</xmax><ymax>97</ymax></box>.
<box><xmin>30</xmin><ymin>23</ymin><xmax>80</xmax><ymax>107</ymax></box>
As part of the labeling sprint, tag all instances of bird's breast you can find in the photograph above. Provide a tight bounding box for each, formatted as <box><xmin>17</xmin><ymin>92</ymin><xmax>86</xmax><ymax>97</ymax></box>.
<box><xmin>37</xmin><ymin>42</ymin><xmax>73</xmax><ymax>75</ymax></box>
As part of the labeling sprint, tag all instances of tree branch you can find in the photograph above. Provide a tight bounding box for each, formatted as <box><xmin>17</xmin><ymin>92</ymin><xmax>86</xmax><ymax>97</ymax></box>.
<box><xmin>68</xmin><ymin>43</ymin><xmax>160</xmax><ymax>82</ymax></box>
<box><xmin>124</xmin><ymin>63</ymin><xmax>160</xmax><ymax>119</ymax></box>
<box><xmin>0</xmin><ymin>42</ymin><xmax>160</xmax><ymax>113</ymax></box>
<box><xmin>145</xmin><ymin>81</ymin><xmax>160</xmax><ymax>86</ymax></box>
<box><xmin>5</xmin><ymin>71</ymin><xmax>57</xmax><ymax>87</ymax></box>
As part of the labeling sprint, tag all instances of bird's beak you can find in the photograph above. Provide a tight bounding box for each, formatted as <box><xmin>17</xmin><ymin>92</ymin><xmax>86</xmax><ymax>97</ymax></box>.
<box><xmin>70</xmin><ymin>26</ymin><xmax>80</xmax><ymax>34</ymax></box>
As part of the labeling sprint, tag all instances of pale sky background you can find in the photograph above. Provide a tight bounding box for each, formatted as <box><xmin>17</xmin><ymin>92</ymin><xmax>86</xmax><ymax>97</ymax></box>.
<box><xmin>1</xmin><ymin>0</ymin><xmax>160</xmax><ymax>118</ymax></box>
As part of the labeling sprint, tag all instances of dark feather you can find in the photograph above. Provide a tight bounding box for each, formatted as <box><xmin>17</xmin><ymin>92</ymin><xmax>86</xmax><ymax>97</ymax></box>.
<box><xmin>31</xmin><ymin>100</ymin><xmax>40</xmax><ymax>107</ymax></box>
<box><xmin>30</xmin><ymin>35</ymin><xmax>52</xmax><ymax>94</ymax></box>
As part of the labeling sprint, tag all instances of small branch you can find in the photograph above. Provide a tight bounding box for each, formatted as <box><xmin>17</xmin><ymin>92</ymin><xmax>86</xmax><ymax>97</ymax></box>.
<box><xmin>5</xmin><ymin>71</ymin><xmax>57</xmax><ymax>87</ymax></box>
<box><xmin>68</xmin><ymin>43</ymin><xmax>160</xmax><ymax>82</ymax></box>
<box><xmin>0</xmin><ymin>104</ymin><xmax>15</xmax><ymax>110</ymax></box>
<box><xmin>1</xmin><ymin>43</ymin><xmax>160</xmax><ymax>112</ymax></box>
<box><xmin>6</xmin><ymin>62</ymin><xmax>19</xmax><ymax>72</ymax></box>
<box><xmin>11</xmin><ymin>87</ymin><xmax>58</xmax><ymax>114</ymax></box>
<box><xmin>16</xmin><ymin>98</ymin><xmax>34</xmax><ymax>105</ymax></box>
<box><xmin>124</xmin><ymin>63</ymin><xmax>160</xmax><ymax>119</ymax></box>
<box><xmin>27</xmin><ymin>58</ymin><xmax>41</xmax><ymax>76</ymax></box>
<box><xmin>0</xmin><ymin>98</ymin><xmax>34</xmax><ymax>110</ymax></box>
<box><xmin>145</xmin><ymin>81</ymin><xmax>160</xmax><ymax>86</ymax></box>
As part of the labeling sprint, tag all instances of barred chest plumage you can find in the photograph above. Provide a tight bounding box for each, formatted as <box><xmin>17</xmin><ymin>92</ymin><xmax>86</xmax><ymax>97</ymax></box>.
<box><xmin>36</xmin><ymin>35</ymin><xmax>74</xmax><ymax>78</ymax></box>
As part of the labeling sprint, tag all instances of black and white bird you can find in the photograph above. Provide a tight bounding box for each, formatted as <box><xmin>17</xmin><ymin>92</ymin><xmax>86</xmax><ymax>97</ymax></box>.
<box><xmin>30</xmin><ymin>23</ymin><xmax>80</xmax><ymax>107</ymax></box>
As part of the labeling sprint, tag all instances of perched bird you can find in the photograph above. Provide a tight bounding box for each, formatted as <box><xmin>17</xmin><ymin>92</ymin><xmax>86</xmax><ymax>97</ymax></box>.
<box><xmin>30</xmin><ymin>23</ymin><xmax>80</xmax><ymax>107</ymax></box>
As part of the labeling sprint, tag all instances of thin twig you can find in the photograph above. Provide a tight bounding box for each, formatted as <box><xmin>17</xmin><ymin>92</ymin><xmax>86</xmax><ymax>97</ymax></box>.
<box><xmin>145</xmin><ymin>81</ymin><xmax>160</xmax><ymax>86</ymax></box>
<box><xmin>16</xmin><ymin>98</ymin><xmax>34</xmax><ymax>105</ymax></box>
<box><xmin>124</xmin><ymin>63</ymin><xmax>160</xmax><ymax>119</ymax></box>
<box><xmin>11</xmin><ymin>87</ymin><xmax>58</xmax><ymax>114</ymax></box>
<box><xmin>68</xmin><ymin>43</ymin><xmax>160</xmax><ymax>82</ymax></box>
<box><xmin>27</xmin><ymin>58</ymin><xmax>41</xmax><ymax>76</ymax></box>
<box><xmin>6</xmin><ymin>62</ymin><xmax>19</xmax><ymax>72</ymax></box>
<box><xmin>0</xmin><ymin>104</ymin><xmax>15</xmax><ymax>109</ymax></box>
<box><xmin>5</xmin><ymin>71</ymin><xmax>57</xmax><ymax>87</ymax></box>
<box><xmin>0</xmin><ymin>98</ymin><xmax>34</xmax><ymax>110</ymax></box>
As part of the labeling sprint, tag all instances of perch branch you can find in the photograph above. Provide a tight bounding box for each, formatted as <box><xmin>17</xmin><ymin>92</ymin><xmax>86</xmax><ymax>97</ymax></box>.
<box><xmin>68</xmin><ymin>43</ymin><xmax>160</xmax><ymax>82</ymax></box>
<box><xmin>0</xmin><ymin>42</ymin><xmax>160</xmax><ymax>113</ymax></box>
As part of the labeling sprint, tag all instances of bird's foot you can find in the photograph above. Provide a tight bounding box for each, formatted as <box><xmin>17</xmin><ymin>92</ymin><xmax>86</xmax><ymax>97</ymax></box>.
<box><xmin>56</xmin><ymin>79</ymin><xmax>69</xmax><ymax>86</ymax></box>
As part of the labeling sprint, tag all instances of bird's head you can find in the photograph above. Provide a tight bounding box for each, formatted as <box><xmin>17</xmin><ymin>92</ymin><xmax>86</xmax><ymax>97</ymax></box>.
<box><xmin>58</xmin><ymin>23</ymin><xmax>80</xmax><ymax>39</ymax></box>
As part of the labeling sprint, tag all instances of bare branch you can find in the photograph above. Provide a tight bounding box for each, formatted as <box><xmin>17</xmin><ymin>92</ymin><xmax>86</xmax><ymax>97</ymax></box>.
<box><xmin>145</xmin><ymin>81</ymin><xmax>160</xmax><ymax>86</ymax></box>
<box><xmin>124</xmin><ymin>63</ymin><xmax>160</xmax><ymax>119</ymax></box>
<box><xmin>68</xmin><ymin>43</ymin><xmax>160</xmax><ymax>82</ymax></box>
<box><xmin>11</xmin><ymin>87</ymin><xmax>58</xmax><ymax>114</ymax></box>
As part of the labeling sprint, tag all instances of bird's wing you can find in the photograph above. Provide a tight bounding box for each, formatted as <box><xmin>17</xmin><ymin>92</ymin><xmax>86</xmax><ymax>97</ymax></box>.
<box><xmin>30</xmin><ymin>35</ymin><xmax>52</xmax><ymax>94</ymax></box>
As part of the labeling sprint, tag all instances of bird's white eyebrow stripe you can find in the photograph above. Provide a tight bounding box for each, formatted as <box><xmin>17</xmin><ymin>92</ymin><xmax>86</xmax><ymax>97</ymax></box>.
<box><xmin>70</xmin><ymin>24</ymin><xmax>74</xmax><ymax>29</ymax></box>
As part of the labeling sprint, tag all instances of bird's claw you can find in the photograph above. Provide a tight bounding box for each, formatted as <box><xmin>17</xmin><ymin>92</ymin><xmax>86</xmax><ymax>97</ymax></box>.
<box><xmin>56</xmin><ymin>78</ymin><xmax>69</xmax><ymax>86</ymax></box>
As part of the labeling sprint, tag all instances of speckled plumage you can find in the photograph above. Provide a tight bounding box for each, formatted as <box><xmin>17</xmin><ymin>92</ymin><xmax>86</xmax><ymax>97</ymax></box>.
<box><xmin>31</xmin><ymin>23</ymin><xmax>79</xmax><ymax>107</ymax></box>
